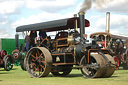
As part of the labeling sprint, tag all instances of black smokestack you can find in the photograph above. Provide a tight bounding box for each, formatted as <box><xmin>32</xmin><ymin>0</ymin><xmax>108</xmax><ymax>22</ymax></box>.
<box><xmin>15</xmin><ymin>34</ymin><xmax>19</xmax><ymax>49</ymax></box>
<box><xmin>78</xmin><ymin>12</ymin><xmax>85</xmax><ymax>43</ymax></box>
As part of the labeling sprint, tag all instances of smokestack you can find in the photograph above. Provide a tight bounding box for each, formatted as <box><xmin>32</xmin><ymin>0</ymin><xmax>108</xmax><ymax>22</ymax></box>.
<box><xmin>106</xmin><ymin>12</ymin><xmax>110</xmax><ymax>33</ymax></box>
<box><xmin>78</xmin><ymin>12</ymin><xmax>85</xmax><ymax>42</ymax></box>
<box><xmin>15</xmin><ymin>34</ymin><xmax>19</xmax><ymax>49</ymax></box>
<box><xmin>74</xmin><ymin>14</ymin><xmax>78</xmax><ymax>31</ymax></box>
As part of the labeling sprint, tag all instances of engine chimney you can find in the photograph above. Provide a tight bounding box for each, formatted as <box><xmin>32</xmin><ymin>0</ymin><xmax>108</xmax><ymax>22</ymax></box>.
<box><xmin>15</xmin><ymin>34</ymin><xmax>19</xmax><ymax>49</ymax></box>
<box><xmin>74</xmin><ymin>14</ymin><xmax>78</xmax><ymax>31</ymax></box>
<box><xmin>106</xmin><ymin>12</ymin><xmax>110</xmax><ymax>33</ymax></box>
<box><xmin>78</xmin><ymin>12</ymin><xmax>85</xmax><ymax>43</ymax></box>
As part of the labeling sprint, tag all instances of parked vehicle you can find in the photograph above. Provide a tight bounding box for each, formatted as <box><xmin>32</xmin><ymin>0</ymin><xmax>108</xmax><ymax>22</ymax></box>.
<box><xmin>0</xmin><ymin>50</ymin><xmax>13</xmax><ymax>71</ymax></box>
<box><xmin>15</xmin><ymin>12</ymin><xmax>116</xmax><ymax>78</ymax></box>
<box><xmin>90</xmin><ymin>12</ymin><xmax>128</xmax><ymax>70</ymax></box>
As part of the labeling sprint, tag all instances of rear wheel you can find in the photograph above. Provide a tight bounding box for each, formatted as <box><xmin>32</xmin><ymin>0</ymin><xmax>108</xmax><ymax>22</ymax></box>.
<box><xmin>4</xmin><ymin>55</ymin><xmax>13</xmax><ymax>71</ymax></box>
<box><xmin>20</xmin><ymin>57</ymin><xmax>27</xmax><ymax>71</ymax></box>
<box><xmin>26</xmin><ymin>47</ymin><xmax>52</xmax><ymax>78</ymax></box>
<box><xmin>0</xmin><ymin>50</ymin><xmax>7</xmax><ymax>59</ymax></box>
<box><xmin>122</xmin><ymin>50</ymin><xmax>128</xmax><ymax>69</ymax></box>
<box><xmin>123</xmin><ymin>63</ymin><xmax>128</xmax><ymax>69</ymax></box>
<box><xmin>12</xmin><ymin>49</ymin><xmax>19</xmax><ymax>60</ymax></box>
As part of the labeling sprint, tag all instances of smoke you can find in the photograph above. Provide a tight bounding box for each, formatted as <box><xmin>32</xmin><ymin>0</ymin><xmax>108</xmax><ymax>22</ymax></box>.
<box><xmin>80</xmin><ymin>0</ymin><xmax>92</xmax><ymax>12</ymax></box>
<box><xmin>80</xmin><ymin>0</ymin><xmax>114</xmax><ymax>12</ymax></box>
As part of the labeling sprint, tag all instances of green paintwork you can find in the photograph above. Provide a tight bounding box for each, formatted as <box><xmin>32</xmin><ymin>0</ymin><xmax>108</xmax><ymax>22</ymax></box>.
<box><xmin>6</xmin><ymin>60</ymin><xmax>11</xmax><ymax>71</ymax></box>
<box><xmin>1</xmin><ymin>38</ymin><xmax>24</xmax><ymax>55</ymax></box>
<box><xmin>14</xmin><ymin>60</ymin><xmax>20</xmax><ymax>66</ymax></box>
<box><xmin>21</xmin><ymin>52</ymin><xmax>26</xmax><ymax>59</ymax></box>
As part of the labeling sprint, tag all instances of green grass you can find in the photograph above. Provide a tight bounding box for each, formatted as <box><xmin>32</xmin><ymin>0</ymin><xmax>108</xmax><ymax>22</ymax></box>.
<box><xmin>0</xmin><ymin>66</ymin><xmax>128</xmax><ymax>85</ymax></box>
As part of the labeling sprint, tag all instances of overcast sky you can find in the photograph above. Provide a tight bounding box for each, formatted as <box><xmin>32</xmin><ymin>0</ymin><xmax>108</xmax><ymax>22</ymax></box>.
<box><xmin>0</xmin><ymin>0</ymin><xmax>128</xmax><ymax>39</ymax></box>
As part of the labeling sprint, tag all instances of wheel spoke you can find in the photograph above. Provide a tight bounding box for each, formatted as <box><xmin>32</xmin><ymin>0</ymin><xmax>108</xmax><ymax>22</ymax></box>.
<box><xmin>31</xmin><ymin>54</ymin><xmax>36</xmax><ymax>59</ymax></box>
<box><xmin>37</xmin><ymin>67</ymin><xmax>41</xmax><ymax>75</ymax></box>
<box><xmin>33</xmin><ymin>65</ymin><xmax>36</xmax><ymax>71</ymax></box>
<box><xmin>32</xmin><ymin>59</ymin><xmax>35</xmax><ymax>62</ymax></box>
<box><xmin>34</xmin><ymin>67</ymin><xmax>38</xmax><ymax>73</ymax></box>
<box><xmin>40</xmin><ymin>65</ymin><xmax>45</xmax><ymax>70</ymax></box>
<box><xmin>41</xmin><ymin>60</ymin><xmax>45</xmax><ymax>63</ymax></box>
<box><xmin>39</xmin><ymin>53</ymin><xmax>43</xmax><ymax>58</ymax></box>
<box><xmin>37</xmin><ymin>50</ymin><xmax>40</xmax><ymax>56</ymax></box>
<box><xmin>30</xmin><ymin>63</ymin><xmax>35</xmax><ymax>66</ymax></box>
<box><xmin>36</xmin><ymin>53</ymin><xmax>38</xmax><ymax>59</ymax></box>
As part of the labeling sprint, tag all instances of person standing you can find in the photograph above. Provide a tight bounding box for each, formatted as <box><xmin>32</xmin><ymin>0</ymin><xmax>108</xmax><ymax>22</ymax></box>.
<box><xmin>25</xmin><ymin>31</ymin><xmax>37</xmax><ymax>52</ymax></box>
<box><xmin>39</xmin><ymin>30</ymin><xmax>47</xmax><ymax>42</ymax></box>
<box><xmin>30</xmin><ymin>30</ymin><xmax>37</xmax><ymax>47</ymax></box>
<box><xmin>39</xmin><ymin>30</ymin><xmax>47</xmax><ymax>47</ymax></box>
<box><xmin>25</xmin><ymin>31</ymin><xmax>31</xmax><ymax>52</ymax></box>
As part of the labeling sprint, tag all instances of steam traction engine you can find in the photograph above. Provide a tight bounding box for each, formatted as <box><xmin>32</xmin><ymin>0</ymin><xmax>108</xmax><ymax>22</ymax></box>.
<box><xmin>12</xmin><ymin>38</ymin><xmax>26</xmax><ymax>71</ymax></box>
<box><xmin>90</xmin><ymin>12</ymin><xmax>128</xmax><ymax>70</ymax></box>
<box><xmin>0</xmin><ymin>50</ymin><xmax>13</xmax><ymax>71</ymax></box>
<box><xmin>16</xmin><ymin>12</ymin><xmax>116</xmax><ymax>78</ymax></box>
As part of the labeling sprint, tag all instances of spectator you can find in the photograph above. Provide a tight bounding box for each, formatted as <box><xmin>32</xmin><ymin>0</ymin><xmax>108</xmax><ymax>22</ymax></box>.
<box><xmin>39</xmin><ymin>30</ymin><xmax>47</xmax><ymax>47</ymax></box>
<box><xmin>25</xmin><ymin>31</ymin><xmax>37</xmax><ymax>52</ymax></box>
<box><xmin>39</xmin><ymin>30</ymin><xmax>47</xmax><ymax>42</ymax></box>
<box><xmin>25</xmin><ymin>31</ymin><xmax>31</xmax><ymax>52</ymax></box>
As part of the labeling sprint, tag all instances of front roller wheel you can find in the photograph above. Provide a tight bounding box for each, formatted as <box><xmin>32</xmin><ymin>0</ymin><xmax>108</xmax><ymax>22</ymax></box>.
<box><xmin>80</xmin><ymin>54</ymin><xmax>106</xmax><ymax>78</ymax></box>
<box><xmin>26</xmin><ymin>47</ymin><xmax>52</xmax><ymax>78</ymax></box>
<box><xmin>103</xmin><ymin>54</ymin><xmax>115</xmax><ymax>77</ymax></box>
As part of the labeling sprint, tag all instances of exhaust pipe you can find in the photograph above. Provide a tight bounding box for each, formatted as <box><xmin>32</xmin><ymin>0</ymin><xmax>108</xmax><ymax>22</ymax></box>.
<box><xmin>78</xmin><ymin>12</ymin><xmax>85</xmax><ymax>43</ymax></box>
<box><xmin>15</xmin><ymin>34</ymin><xmax>19</xmax><ymax>49</ymax></box>
<box><xmin>74</xmin><ymin>14</ymin><xmax>78</xmax><ymax>31</ymax></box>
<box><xmin>106</xmin><ymin>12</ymin><xmax>110</xmax><ymax>33</ymax></box>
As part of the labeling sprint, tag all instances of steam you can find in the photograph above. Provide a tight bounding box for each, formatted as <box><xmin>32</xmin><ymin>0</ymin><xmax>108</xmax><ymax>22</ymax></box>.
<box><xmin>79</xmin><ymin>0</ymin><xmax>114</xmax><ymax>12</ymax></box>
<box><xmin>80</xmin><ymin>0</ymin><xmax>92</xmax><ymax>12</ymax></box>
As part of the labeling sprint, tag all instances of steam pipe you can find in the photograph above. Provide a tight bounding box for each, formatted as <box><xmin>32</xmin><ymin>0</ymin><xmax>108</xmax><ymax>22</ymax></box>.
<box><xmin>78</xmin><ymin>12</ymin><xmax>85</xmax><ymax>43</ymax></box>
<box><xmin>74</xmin><ymin>14</ymin><xmax>78</xmax><ymax>31</ymax></box>
<box><xmin>106</xmin><ymin>12</ymin><xmax>110</xmax><ymax>33</ymax></box>
<box><xmin>15</xmin><ymin>34</ymin><xmax>19</xmax><ymax>49</ymax></box>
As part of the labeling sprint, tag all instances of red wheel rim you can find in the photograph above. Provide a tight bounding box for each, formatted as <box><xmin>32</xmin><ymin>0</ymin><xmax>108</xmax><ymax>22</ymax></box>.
<box><xmin>1</xmin><ymin>50</ymin><xmax>7</xmax><ymax>59</ymax></box>
<box><xmin>12</xmin><ymin>49</ymin><xmax>19</xmax><ymax>59</ymax></box>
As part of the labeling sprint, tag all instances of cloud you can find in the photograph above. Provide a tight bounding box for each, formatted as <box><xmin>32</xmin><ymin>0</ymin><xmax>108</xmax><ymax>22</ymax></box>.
<box><xmin>95</xmin><ymin>14</ymin><xmax>128</xmax><ymax>29</ymax></box>
<box><xmin>93</xmin><ymin>0</ymin><xmax>128</xmax><ymax>13</ymax></box>
<box><xmin>1</xmin><ymin>0</ymin><xmax>128</xmax><ymax>39</ymax></box>
<box><xmin>0</xmin><ymin>0</ymin><xmax>77</xmax><ymax>15</ymax></box>
<box><xmin>89</xmin><ymin>14</ymin><xmax>128</xmax><ymax>36</ymax></box>
<box><xmin>0</xmin><ymin>29</ymin><xmax>10</xmax><ymax>38</ymax></box>
<box><xmin>26</xmin><ymin>0</ymin><xmax>77</xmax><ymax>12</ymax></box>
<box><xmin>0</xmin><ymin>0</ymin><xmax>24</xmax><ymax>14</ymax></box>
<box><xmin>0</xmin><ymin>15</ymin><xmax>8</xmax><ymax>24</ymax></box>
<box><xmin>11</xmin><ymin>11</ymin><xmax>75</xmax><ymax>29</ymax></box>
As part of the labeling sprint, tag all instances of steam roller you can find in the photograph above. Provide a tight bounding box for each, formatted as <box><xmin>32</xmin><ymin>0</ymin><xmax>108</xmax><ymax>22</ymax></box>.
<box><xmin>15</xmin><ymin>10</ymin><xmax>116</xmax><ymax>78</ymax></box>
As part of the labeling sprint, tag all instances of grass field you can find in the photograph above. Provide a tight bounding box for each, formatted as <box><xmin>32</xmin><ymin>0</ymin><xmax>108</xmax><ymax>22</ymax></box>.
<box><xmin>0</xmin><ymin>66</ymin><xmax>128</xmax><ymax>85</ymax></box>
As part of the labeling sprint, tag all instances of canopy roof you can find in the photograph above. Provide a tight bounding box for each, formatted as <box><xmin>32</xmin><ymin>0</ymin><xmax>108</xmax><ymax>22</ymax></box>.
<box><xmin>16</xmin><ymin>17</ymin><xmax>90</xmax><ymax>32</ymax></box>
<box><xmin>90</xmin><ymin>32</ymin><xmax>128</xmax><ymax>40</ymax></box>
